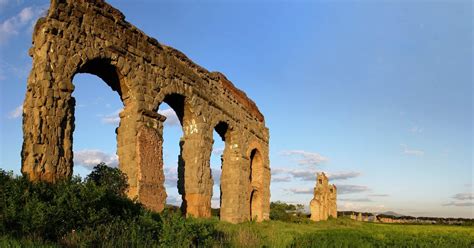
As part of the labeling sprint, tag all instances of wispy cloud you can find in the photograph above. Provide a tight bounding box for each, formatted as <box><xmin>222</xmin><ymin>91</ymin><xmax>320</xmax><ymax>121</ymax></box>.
<box><xmin>271</xmin><ymin>168</ymin><xmax>288</xmax><ymax>175</ymax></box>
<box><xmin>166</xmin><ymin>195</ymin><xmax>182</xmax><ymax>206</ymax></box>
<box><xmin>339</xmin><ymin>197</ymin><xmax>372</xmax><ymax>202</ymax></box>
<box><xmin>271</xmin><ymin>168</ymin><xmax>360</xmax><ymax>182</ymax></box>
<box><xmin>74</xmin><ymin>149</ymin><xmax>118</xmax><ymax>168</ymax></box>
<box><xmin>337</xmin><ymin>184</ymin><xmax>370</xmax><ymax>194</ymax></box>
<box><xmin>401</xmin><ymin>144</ymin><xmax>424</xmax><ymax>156</ymax></box>
<box><xmin>7</xmin><ymin>104</ymin><xmax>22</xmax><ymax>119</ymax></box>
<box><xmin>101</xmin><ymin>109</ymin><xmax>121</xmax><ymax>125</ymax></box>
<box><xmin>369</xmin><ymin>194</ymin><xmax>389</xmax><ymax>197</ymax></box>
<box><xmin>289</xmin><ymin>169</ymin><xmax>318</xmax><ymax>181</ymax></box>
<box><xmin>164</xmin><ymin>167</ymin><xmax>178</xmax><ymax>187</ymax></box>
<box><xmin>0</xmin><ymin>5</ymin><xmax>47</xmax><ymax>44</ymax></box>
<box><xmin>272</xmin><ymin>175</ymin><xmax>292</xmax><ymax>182</ymax></box>
<box><xmin>442</xmin><ymin>192</ymin><xmax>473</xmax><ymax>207</ymax></box>
<box><xmin>442</xmin><ymin>201</ymin><xmax>474</xmax><ymax>207</ymax></box>
<box><xmin>327</xmin><ymin>171</ymin><xmax>361</xmax><ymax>181</ymax></box>
<box><xmin>452</xmin><ymin>193</ymin><xmax>473</xmax><ymax>201</ymax></box>
<box><xmin>212</xmin><ymin>168</ymin><xmax>221</xmax><ymax>184</ymax></box>
<box><xmin>281</xmin><ymin>150</ymin><xmax>328</xmax><ymax>167</ymax></box>
<box><xmin>158</xmin><ymin>108</ymin><xmax>180</xmax><ymax>126</ymax></box>
<box><xmin>212</xmin><ymin>147</ymin><xmax>224</xmax><ymax>156</ymax></box>
<box><xmin>288</xmin><ymin>187</ymin><xmax>313</xmax><ymax>194</ymax></box>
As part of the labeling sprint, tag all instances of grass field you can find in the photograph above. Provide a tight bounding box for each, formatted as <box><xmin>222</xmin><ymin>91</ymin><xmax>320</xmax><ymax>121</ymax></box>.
<box><xmin>1</xmin><ymin>217</ymin><xmax>473</xmax><ymax>247</ymax></box>
<box><xmin>2</xmin><ymin>168</ymin><xmax>472</xmax><ymax>247</ymax></box>
<box><xmin>214</xmin><ymin>217</ymin><xmax>474</xmax><ymax>247</ymax></box>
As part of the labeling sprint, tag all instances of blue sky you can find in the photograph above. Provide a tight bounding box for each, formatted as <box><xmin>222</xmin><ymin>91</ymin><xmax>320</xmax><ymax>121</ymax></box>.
<box><xmin>0</xmin><ymin>0</ymin><xmax>472</xmax><ymax>218</ymax></box>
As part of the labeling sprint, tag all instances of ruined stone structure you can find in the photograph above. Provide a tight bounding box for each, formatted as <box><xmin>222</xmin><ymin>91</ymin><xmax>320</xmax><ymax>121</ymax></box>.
<box><xmin>310</xmin><ymin>172</ymin><xmax>337</xmax><ymax>221</ymax></box>
<box><xmin>21</xmin><ymin>0</ymin><xmax>270</xmax><ymax>223</ymax></box>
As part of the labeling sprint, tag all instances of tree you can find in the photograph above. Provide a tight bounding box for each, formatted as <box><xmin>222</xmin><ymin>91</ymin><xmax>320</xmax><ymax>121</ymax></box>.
<box><xmin>86</xmin><ymin>163</ymin><xmax>129</xmax><ymax>196</ymax></box>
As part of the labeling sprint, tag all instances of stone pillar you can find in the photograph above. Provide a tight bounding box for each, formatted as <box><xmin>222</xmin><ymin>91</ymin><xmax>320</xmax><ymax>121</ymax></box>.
<box><xmin>261</xmin><ymin>149</ymin><xmax>271</xmax><ymax>221</ymax></box>
<box><xmin>310</xmin><ymin>198</ymin><xmax>321</xmax><ymax>221</ymax></box>
<box><xmin>179</xmin><ymin>118</ymin><xmax>213</xmax><ymax>218</ymax></box>
<box><xmin>247</xmin><ymin>142</ymin><xmax>270</xmax><ymax>222</ymax></box>
<box><xmin>220</xmin><ymin>130</ymin><xmax>248</xmax><ymax>223</ymax></box>
<box><xmin>22</xmin><ymin>39</ymin><xmax>75</xmax><ymax>182</ymax></box>
<box><xmin>117</xmin><ymin>107</ymin><xmax>167</xmax><ymax>212</ymax></box>
<box><xmin>136</xmin><ymin>112</ymin><xmax>167</xmax><ymax>212</ymax></box>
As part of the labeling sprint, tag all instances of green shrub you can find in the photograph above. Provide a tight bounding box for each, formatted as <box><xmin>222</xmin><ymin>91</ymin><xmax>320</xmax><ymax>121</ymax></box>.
<box><xmin>0</xmin><ymin>167</ymin><xmax>143</xmax><ymax>242</ymax></box>
<box><xmin>86</xmin><ymin>162</ymin><xmax>129</xmax><ymax>197</ymax></box>
<box><xmin>0</xmin><ymin>167</ymin><xmax>222</xmax><ymax>247</ymax></box>
<box><xmin>270</xmin><ymin>201</ymin><xmax>308</xmax><ymax>223</ymax></box>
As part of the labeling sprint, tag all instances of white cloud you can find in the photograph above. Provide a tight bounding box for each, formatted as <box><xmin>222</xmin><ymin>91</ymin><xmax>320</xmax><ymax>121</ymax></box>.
<box><xmin>212</xmin><ymin>168</ymin><xmax>221</xmax><ymax>184</ymax></box>
<box><xmin>164</xmin><ymin>167</ymin><xmax>178</xmax><ymax>187</ymax></box>
<box><xmin>271</xmin><ymin>168</ymin><xmax>288</xmax><ymax>175</ymax></box>
<box><xmin>327</xmin><ymin>171</ymin><xmax>361</xmax><ymax>181</ymax></box>
<box><xmin>7</xmin><ymin>104</ymin><xmax>22</xmax><ymax>119</ymax></box>
<box><xmin>443</xmin><ymin>192</ymin><xmax>474</xmax><ymax>207</ymax></box>
<box><xmin>271</xmin><ymin>168</ymin><xmax>360</xmax><ymax>182</ymax></box>
<box><xmin>289</xmin><ymin>169</ymin><xmax>318</xmax><ymax>181</ymax></box>
<box><xmin>212</xmin><ymin>147</ymin><xmax>224</xmax><ymax>156</ymax></box>
<box><xmin>339</xmin><ymin>197</ymin><xmax>372</xmax><ymax>202</ymax></box>
<box><xmin>74</xmin><ymin>149</ymin><xmax>118</xmax><ymax>168</ymax></box>
<box><xmin>442</xmin><ymin>201</ymin><xmax>474</xmax><ymax>207</ymax></box>
<box><xmin>166</xmin><ymin>195</ymin><xmax>182</xmax><ymax>206</ymax></box>
<box><xmin>452</xmin><ymin>193</ymin><xmax>473</xmax><ymax>201</ymax></box>
<box><xmin>336</xmin><ymin>184</ymin><xmax>370</xmax><ymax>194</ymax></box>
<box><xmin>272</xmin><ymin>175</ymin><xmax>292</xmax><ymax>182</ymax></box>
<box><xmin>211</xmin><ymin>196</ymin><xmax>220</xmax><ymax>208</ymax></box>
<box><xmin>101</xmin><ymin>109</ymin><xmax>121</xmax><ymax>125</ymax></box>
<box><xmin>288</xmin><ymin>187</ymin><xmax>313</xmax><ymax>194</ymax></box>
<box><xmin>281</xmin><ymin>150</ymin><xmax>328</xmax><ymax>166</ymax></box>
<box><xmin>158</xmin><ymin>108</ymin><xmax>180</xmax><ymax>126</ymax></box>
<box><xmin>0</xmin><ymin>5</ymin><xmax>47</xmax><ymax>44</ymax></box>
<box><xmin>401</xmin><ymin>144</ymin><xmax>424</xmax><ymax>156</ymax></box>
<box><xmin>369</xmin><ymin>194</ymin><xmax>389</xmax><ymax>197</ymax></box>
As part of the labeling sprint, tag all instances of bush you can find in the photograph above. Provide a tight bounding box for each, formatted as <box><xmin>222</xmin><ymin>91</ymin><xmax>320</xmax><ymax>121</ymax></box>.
<box><xmin>270</xmin><ymin>201</ymin><xmax>308</xmax><ymax>223</ymax></box>
<box><xmin>0</xmin><ymin>167</ymin><xmax>142</xmax><ymax>242</ymax></box>
<box><xmin>0</xmin><ymin>166</ymin><xmax>222</xmax><ymax>247</ymax></box>
<box><xmin>86</xmin><ymin>162</ymin><xmax>129</xmax><ymax>197</ymax></box>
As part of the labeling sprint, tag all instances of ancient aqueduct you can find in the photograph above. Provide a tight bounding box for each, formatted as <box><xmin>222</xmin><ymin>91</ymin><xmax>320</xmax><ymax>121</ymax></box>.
<box><xmin>21</xmin><ymin>0</ymin><xmax>270</xmax><ymax>223</ymax></box>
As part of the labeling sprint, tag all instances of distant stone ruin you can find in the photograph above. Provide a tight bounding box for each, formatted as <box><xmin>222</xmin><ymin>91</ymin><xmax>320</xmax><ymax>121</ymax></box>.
<box><xmin>21</xmin><ymin>0</ymin><xmax>270</xmax><ymax>223</ymax></box>
<box><xmin>310</xmin><ymin>172</ymin><xmax>337</xmax><ymax>221</ymax></box>
<box><xmin>338</xmin><ymin>211</ymin><xmax>473</xmax><ymax>225</ymax></box>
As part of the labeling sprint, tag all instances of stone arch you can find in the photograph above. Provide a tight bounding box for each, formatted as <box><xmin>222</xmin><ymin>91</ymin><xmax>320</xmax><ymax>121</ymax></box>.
<box><xmin>210</xmin><ymin>120</ymin><xmax>232</xmax><ymax>220</ymax></box>
<box><xmin>70</xmin><ymin>57</ymin><xmax>126</xmax><ymax>168</ymax></box>
<box><xmin>74</xmin><ymin>57</ymin><xmax>128</xmax><ymax>100</ymax></box>
<box><xmin>22</xmin><ymin>0</ymin><xmax>270</xmax><ymax>223</ymax></box>
<box><xmin>250</xmin><ymin>189</ymin><xmax>261</xmax><ymax>221</ymax></box>
<box><xmin>249</xmin><ymin>148</ymin><xmax>264</xmax><ymax>221</ymax></box>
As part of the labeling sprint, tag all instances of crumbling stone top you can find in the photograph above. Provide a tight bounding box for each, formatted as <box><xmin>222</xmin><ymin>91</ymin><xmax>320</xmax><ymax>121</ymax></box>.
<box><xmin>49</xmin><ymin>0</ymin><xmax>264</xmax><ymax>122</ymax></box>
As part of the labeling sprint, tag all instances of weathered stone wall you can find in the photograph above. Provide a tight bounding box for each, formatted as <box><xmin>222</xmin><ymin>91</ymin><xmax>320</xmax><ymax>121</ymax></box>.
<box><xmin>21</xmin><ymin>0</ymin><xmax>270</xmax><ymax>223</ymax></box>
<box><xmin>310</xmin><ymin>172</ymin><xmax>337</xmax><ymax>221</ymax></box>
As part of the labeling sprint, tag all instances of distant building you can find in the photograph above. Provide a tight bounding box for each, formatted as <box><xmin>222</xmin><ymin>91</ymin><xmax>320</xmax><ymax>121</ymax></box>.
<box><xmin>310</xmin><ymin>172</ymin><xmax>337</xmax><ymax>221</ymax></box>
